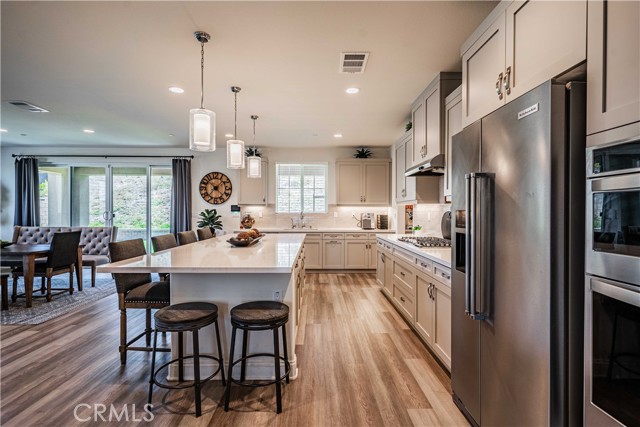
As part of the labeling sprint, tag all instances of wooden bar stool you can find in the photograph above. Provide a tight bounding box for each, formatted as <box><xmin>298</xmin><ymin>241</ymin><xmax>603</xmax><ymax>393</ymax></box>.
<box><xmin>148</xmin><ymin>302</ymin><xmax>225</xmax><ymax>418</ymax></box>
<box><xmin>224</xmin><ymin>301</ymin><xmax>290</xmax><ymax>414</ymax></box>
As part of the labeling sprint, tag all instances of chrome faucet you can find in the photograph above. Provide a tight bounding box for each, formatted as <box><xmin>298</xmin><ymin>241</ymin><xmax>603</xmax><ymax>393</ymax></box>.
<box><xmin>290</xmin><ymin>217</ymin><xmax>297</xmax><ymax>229</ymax></box>
<box><xmin>300</xmin><ymin>212</ymin><xmax>306</xmax><ymax>228</ymax></box>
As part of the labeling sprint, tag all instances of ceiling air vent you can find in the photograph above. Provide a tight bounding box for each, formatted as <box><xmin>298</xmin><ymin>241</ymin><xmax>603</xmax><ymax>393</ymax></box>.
<box><xmin>7</xmin><ymin>101</ymin><xmax>49</xmax><ymax>113</ymax></box>
<box><xmin>339</xmin><ymin>52</ymin><xmax>369</xmax><ymax>74</ymax></box>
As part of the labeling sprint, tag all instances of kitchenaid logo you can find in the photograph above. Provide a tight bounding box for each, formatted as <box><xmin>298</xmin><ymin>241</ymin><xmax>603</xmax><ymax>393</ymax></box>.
<box><xmin>73</xmin><ymin>404</ymin><xmax>154</xmax><ymax>422</ymax></box>
<box><xmin>517</xmin><ymin>103</ymin><xmax>539</xmax><ymax>120</ymax></box>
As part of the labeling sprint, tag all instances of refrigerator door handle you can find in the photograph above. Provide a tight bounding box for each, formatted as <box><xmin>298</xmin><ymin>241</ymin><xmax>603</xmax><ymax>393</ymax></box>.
<box><xmin>465</xmin><ymin>173</ymin><xmax>476</xmax><ymax>317</ymax></box>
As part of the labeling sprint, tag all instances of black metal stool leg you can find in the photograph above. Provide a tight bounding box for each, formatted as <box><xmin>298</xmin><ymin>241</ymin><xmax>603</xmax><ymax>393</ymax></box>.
<box><xmin>178</xmin><ymin>331</ymin><xmax>184</xmax><ymax>382</ymax></box>
<box><xmin>214</xmin><ymin>319</ymin><xmax>226</xmax><ymax>386</ymax></box>
<box><xmin>145</xmin><ymin>309</ymin><xmax>152</xmax><ymax>347</ymax></box>
<box><xmin>224</xmin><ymin>325</ymin><xmax>237</xmax><ymax>412</ymax></box>
<box><xmin>193</xmin><ymin>328</ymin><xmax>202</xmax><ymax>418</ymax></box>
<box><xmin>281</xmin><ymin>324</ymin><xmax>290</xmax><ymax>383</ymax></box>
<box><xmin>240</xmin><ymin>329</ymin><xmax>249</xmax><ymax>382</ymax></box>
<box><xmin>273</xmin><ymin>327</ymin><xmax>282</xmax><ymax>414</ymax></box>
<box><xmin>148</xmin><ymin>330</ymin><xmax>159</xmax><ymax>405</ymax></box>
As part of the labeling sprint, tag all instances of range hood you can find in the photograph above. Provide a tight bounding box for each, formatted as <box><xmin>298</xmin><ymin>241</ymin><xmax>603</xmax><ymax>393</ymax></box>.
<box><xmin>405</xmin><ymin>153</ymin><xmax>445</xmax><ymax>176</ymax></box>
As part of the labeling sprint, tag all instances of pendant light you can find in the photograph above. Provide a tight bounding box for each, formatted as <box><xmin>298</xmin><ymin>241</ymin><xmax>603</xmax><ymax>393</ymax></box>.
<box><xmin>247</xmin><ymin>115</ymin><xmax>261</xmax><ymax>178</ymax></box>
<box><xmin>226</xmin><ymin>86</ymin><xmax>245</xmax><ymax>169</ymax></box>
<box><xmin>189</xmin><ymin>31</ymin><xmax>216</xmax><ymax>152</ymax></box>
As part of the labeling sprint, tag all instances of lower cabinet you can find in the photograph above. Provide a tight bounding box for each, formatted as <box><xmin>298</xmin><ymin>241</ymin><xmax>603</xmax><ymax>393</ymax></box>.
<box><xmin>376</xmin><ymin>238</ymin><xmax>452</xmax><ymax>370</ymax></box>
<box><xmin>304</xmin><ymin>234</ymin><xmax>323</xmax><ymax>269</ymax></box>
<box><xmin>322</xmin><ymin>240</ymin><xmax>345</xmax><ymax>269</ymax></box>
<box><xmin>345</xmin><ymin>240</ymin><xmax>369</xmax><ymax>269</ymax></box>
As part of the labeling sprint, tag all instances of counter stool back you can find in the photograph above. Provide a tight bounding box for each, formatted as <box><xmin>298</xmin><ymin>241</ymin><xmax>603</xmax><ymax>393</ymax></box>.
<box><xmin>177</xmin><ymin>231</ymin><xmax>197</xmax><ymax>246</ymax></box>
<box><xmin>196</xmin><ymin>228</ymin><xmax>214</xmax><ymax>241</ymax></box>
<box><xmin>224</xmin><ymin>301</ymin><xmax>290</xmax><ymax>414</ymax></box>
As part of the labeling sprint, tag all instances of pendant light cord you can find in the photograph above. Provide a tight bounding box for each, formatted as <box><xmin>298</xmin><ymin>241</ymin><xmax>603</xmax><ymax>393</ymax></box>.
<box><xmin>234</xmin><ymin>91</ymin><xmax>238</xmax><ymax>137</ymax></box>
<box><xmin>200</xmin><ymin>42</ymin><xmax>205</xmax><ymax>109</ymax></box>
<box><xmin>252</xmin><ymin>117</ymin><xmax>256</xmax><ymax>148</ymax></box>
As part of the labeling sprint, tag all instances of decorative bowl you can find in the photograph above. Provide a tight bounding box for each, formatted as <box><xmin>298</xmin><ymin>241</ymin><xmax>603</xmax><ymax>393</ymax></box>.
<box><xmin>227</xmin><ymin>234</ymin><xmax>264</xmax><ymax>247</ymax></box>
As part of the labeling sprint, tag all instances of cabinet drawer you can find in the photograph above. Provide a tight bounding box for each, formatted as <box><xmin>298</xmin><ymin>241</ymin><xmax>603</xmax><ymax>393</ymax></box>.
<box><xmin>305</xmin><ymin>233</ymin><xmax>323</xmax><ymax>241</ymax></box>
<box><xmin>393</xmin><ymin>282</ymin><xmax>415</xmax><ymax>323</ymax></box>
<box><xmin>393</xmin><ymin>258</ymin><xmax>416</xmax><ymax>295</ymax></box>
<box><xmin>345</xmin><ymin>232</ymin><xmax>368</xmax><ymax>240</ymax></box>
<box><xmin>433</xmin><ymin>264</ymin><xmax>451</xmax><ymax>286</ymax></box>
<box><xmin>415</xmin><ymin>257</ymin><xmax>434</xmax><ymax>275</ymax></box>
<box><xmin>393</xmin><ymin>246</ymin><xmax>417</xmax><ymax>265</ymax></box>
<box><xmin>323</xmin><ymin>233</ymin><xmax>345</xmax><ymax>240</ymax></box>
<box><xmin>368</xmin><ymin>233</ymin><xmax>380</xmax><ymax>241</ymax></box>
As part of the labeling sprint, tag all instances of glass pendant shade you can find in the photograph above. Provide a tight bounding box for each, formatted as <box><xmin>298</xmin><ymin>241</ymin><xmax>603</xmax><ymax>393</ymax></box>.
<box><xmin>227</xmin><ymin>139</ymin><xmax>245</xmax><ymax>169</ymax></box>
<box><xmin>189</xmin><ymin>108</ymin><xmax>216</xmax><ymax>151</ymax></box>
<box><xmin>247</xmin><ymin>156</ymin><xmax>261</xmax><ymax>178</ymax></box>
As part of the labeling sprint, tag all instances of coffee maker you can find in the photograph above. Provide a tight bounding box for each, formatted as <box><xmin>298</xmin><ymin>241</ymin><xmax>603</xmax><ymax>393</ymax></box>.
<box><xmin>361</xmin><ymin>213</ymin><xmax>375</xmax><ymax>229</ymax></box>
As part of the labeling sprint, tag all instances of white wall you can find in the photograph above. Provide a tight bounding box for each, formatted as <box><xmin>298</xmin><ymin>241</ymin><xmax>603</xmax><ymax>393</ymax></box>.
<box><xmin>0</xmin><ymin>145</ymin><xmax>393</xmax><ymax>239</ymax></box>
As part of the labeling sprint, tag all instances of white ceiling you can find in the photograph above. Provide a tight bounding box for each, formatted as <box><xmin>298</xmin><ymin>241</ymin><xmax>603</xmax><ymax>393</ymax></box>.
<box><xmin>1</xmin><ymin>1</ymin><xmax>496</xmax><ymax>149</ymax></box>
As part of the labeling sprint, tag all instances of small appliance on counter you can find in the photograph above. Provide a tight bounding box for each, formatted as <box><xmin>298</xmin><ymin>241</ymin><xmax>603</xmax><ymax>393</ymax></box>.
<box><xmin>361</xmin><ymin>213</ymin><xmax>375</xmax><ymax>230</ymax></box>
<box><xmin>376</xmin><ymin>214</ymin><xmax>389</xmax><ymax>230</ymax></box>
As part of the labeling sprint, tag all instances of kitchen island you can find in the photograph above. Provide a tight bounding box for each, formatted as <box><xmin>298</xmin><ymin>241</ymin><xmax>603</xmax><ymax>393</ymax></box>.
<box><xmin>98</xmin><ymin>233</ymin><xmax>305</xmax><ymax>380</ymax></box>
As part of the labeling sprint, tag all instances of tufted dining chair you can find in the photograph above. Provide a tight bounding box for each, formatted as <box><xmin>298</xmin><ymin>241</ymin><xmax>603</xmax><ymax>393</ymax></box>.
<box><xmin>109</xmin><ymin>239</ymin><xmax>170</xmax><ymax>364</ymax></box>
<box><xmin>78</xmin><ymin>227</ymin><xmax>118</xmax><ymax>287</ymax></box>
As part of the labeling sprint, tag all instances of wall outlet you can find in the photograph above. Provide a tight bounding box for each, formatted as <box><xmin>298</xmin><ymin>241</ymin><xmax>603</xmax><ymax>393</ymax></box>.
<box><xmin>333</xmin><ymin>212</ymin><xmax>338</xmax><ymax>218</ymax></box>
<box><xmin>258</xmin><ymin>211</ymin><xmax>263</xmax><ymax>218</ymax></box>
<box><xmin>273</xmin><ymin>289</ymin><xmax>282</xmax><ymax>302</ymax></box>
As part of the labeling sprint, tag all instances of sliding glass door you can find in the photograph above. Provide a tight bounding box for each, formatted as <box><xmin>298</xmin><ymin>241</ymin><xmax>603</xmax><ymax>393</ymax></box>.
<box><xmin>39</xmin><ymin>163</ymin><xmax>171</xmax><ymax>249</ymax></box>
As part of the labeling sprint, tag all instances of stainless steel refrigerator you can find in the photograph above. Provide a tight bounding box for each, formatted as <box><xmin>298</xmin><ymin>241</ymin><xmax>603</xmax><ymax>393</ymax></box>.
<box><xmin>451</xmin><ymin>80</ymin><xmax>586</xmax><ymax>426</ymax></box>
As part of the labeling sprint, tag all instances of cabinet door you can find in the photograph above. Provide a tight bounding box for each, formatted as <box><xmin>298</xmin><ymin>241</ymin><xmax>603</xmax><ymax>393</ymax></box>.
<box><xmin>376</xmin><ymin>250</ymin><xmax>386</xmax><ymax>287</ymax></box>
<box><xmin>304</xmin><ymin>240</ymin><xmax>323</xmax><ymax>269</ymax></box>
<box><xmin>433</xmin><ymin>280</ymin><xmax>452</xmax><ymax>369</ymax></box>
<box><xmin>425</xmin><ymin>86</ymin><xmax>441</xmax><ymax>159</ymax></box>
<box><xmin>395</xmin><ymin>142</ymin><xmax>406</xmax><ymax>202</ymax></box>
<box><xmin>505</xmin><ymin>0</ymin><xmax>586</xmax><ymax>101</ymax></box>
<box><xmin>238</xmin><ymin>160</ymin><xmax>268</xmax><ymax>205</ymax></box>
<box><xmin>322</xmin><ymin>240</ymin><xmax>344</xmax><ymax>269</ymax></box>
<box><xmin>415</xmin><ymin>274</ymin><xmax>435</xmax><ymax>345</ymax></box>
<box><xmin>404</xmin><ymin>138</ymin><xmax>417</xmax><ymax>201</ymax></box>
<box><xmin>336</xmin><ymin>163</ymin><xmax>363</xmax><ymax>204</ymax></box>
<box><xmin>412</xmin><ymin>101</ymin><xmax>426</xmax><ymax>167</ymax></box>
<box><xmin>587</xmin><ymin>0</ymin><xmax>640</xmax><ymax>134</ymax></box>
<box><xmin>363</xmin><ymin>162</ymin><xmax>390</xmax><ymax>205</ymax></box>
<box><xmin>368</xmin><ymin>243</ymin><xmax>377</xmax><ymax>269</ymax></box>
<box><xmin>344</xmin><ymin>240</ymin><xmax>368</xmax><ymax>269</ymax></box>
<box><xmin>383</xmin><ymin>251</ymin><xmax>393</xmax><ymax>296</ymax></box>
<box><xmin>444</xmin><ymin>88</ymin><xmax>462</xmax><ymax>199</ymax></box>
<box><xmin>462</xmin><ymin>14</ymin><xmax>506</xmax><ymax>128</ymax></box>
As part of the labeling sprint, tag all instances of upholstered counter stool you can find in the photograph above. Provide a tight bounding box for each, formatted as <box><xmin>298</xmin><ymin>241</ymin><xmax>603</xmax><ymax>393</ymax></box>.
<box><xmin>224</xmin><ymin>301</ymin><xmax>290</xmax><ymax>414</ymax></box>
<box><xmin>148</xmin><ymin>302</ymin><xmax>225</xmax><ymax>418</ymax></box>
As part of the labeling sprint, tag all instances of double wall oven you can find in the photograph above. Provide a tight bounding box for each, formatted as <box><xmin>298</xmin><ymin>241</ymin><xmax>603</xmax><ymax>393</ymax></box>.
<box><xmin>585</xmin><ymin>123</ymin><xmax>640</xmax><ymax>427</ymax></box>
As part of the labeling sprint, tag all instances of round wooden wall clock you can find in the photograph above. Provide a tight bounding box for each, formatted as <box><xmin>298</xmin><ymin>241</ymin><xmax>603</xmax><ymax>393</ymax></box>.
<box><xmin>199</xmin><ymin>172</ymin><xmax>232</xmax><ymax>204</ymax></box>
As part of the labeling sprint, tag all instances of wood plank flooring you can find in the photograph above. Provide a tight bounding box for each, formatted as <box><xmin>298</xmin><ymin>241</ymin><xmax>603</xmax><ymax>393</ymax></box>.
<box><xmin>0</xmin><ymin>273</ymin><xmax>468</xmax><ymax>426</ymax></box>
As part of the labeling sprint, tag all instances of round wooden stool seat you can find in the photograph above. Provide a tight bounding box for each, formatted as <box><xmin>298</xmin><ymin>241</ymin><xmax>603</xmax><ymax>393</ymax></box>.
<box><xmin>154</xmin><ymin>302</ymin><xmax>218</xmax><ymax>331</ymax></box>
<box><xmin>230</xmin><ymin>301</ymin><xmax>289</xmax><ymax>326</ymax></box>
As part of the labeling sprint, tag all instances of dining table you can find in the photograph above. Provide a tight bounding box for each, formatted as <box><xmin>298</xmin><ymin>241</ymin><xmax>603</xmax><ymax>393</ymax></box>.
<box><xmin>0</xmin><ymin>244</ymin><xmax>83</xmax><ymax>308</ymax></box>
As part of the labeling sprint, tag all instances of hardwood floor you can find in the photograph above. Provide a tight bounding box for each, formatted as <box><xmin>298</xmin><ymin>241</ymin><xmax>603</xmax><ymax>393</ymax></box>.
<box><xmin>0</xmin><ymin>273</ymin><xmax>468</xmax><ymax>426</ymax></box>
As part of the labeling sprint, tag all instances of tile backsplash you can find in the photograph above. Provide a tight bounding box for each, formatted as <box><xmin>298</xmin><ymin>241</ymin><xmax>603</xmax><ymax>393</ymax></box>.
<box><xmin>238</xmin><ymin>205</ymin><xmax>394</xmax><ymax>230</ymax></box>
<box><xmin>411</xmin><ymin>203</ymin><xmax>451</xmax><ymax>237</ymax></box>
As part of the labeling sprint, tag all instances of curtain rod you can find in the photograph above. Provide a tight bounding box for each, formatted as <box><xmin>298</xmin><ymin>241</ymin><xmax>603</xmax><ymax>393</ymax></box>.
<box><xmin>12</xmin><ymin>154</ymin><xmax>194</xmax><ymax>159</ymax></box>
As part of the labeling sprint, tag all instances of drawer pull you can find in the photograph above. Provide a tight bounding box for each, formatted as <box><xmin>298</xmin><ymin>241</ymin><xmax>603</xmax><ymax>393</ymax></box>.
<box><xmin>420</xmin><ymin>262</ymin><xmax>429</xmax><ymax>268</ymax></box>
<box><xmin>400</xmin><ymin>296</ymin><xmax>406</xmax><ymax>303</ymax></box>
<box><xmin>400</xmin><ymin>271</ymin><xmax>405</xmax><ymax>277</ymax></box>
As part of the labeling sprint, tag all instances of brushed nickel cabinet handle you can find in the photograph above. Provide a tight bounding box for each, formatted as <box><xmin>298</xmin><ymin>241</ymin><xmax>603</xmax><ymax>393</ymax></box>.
<box><xmin>504</xmin><ymin>66</ymin><xmax>511</xmax><ymax>95</ymax></box>
<box><xmin>496</xmin><ymin>72</ymin><xmax>504</xmax><ymax>100</ymax></box>
<box><xmin>400</xmin><ymin>271</ymin><xmax>405</xmax><ymax>277</ymax></box>
<box><xmin>400</xmin><ymin>296</ymin><xmax>406</xmax><ymax>303</ymax></box>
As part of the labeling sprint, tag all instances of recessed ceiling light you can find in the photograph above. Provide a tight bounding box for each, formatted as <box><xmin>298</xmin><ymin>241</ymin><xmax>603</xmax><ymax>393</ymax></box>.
<box><xmin>345</xmin><ymin>87</ymin><xmax>359</xmax><ymax>94</ymax></box>
<box><xmin>0</xmin><ymin>129</ymin><xmax>7</xmax><ymax>133</ymax></box>
<box><xmin>225</xmin><ymin>133</ymin><xmax>234</xmax><ymax>138</ymax></box>
<box><xmin>168</xmin><ymin>87</ymin><xmax>184</xmax><ymax>94</ymax></box>
<box><xmin>334</xmin><ymin>133</ymin><xmax>343</xmax><ymax>138</ymax></box>
<box><xmin>168</xmin><ymin>133</ymin><xmax>175</xmax><ymax>137</ymax></box>
<box><xmin>83</xmin><ymin>129</ymin><xmax>95</xmax><ymax>134</ymax></box>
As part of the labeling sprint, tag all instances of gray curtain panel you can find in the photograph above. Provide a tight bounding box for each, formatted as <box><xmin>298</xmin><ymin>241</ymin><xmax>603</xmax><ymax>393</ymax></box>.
<box><xmin>170</xmin><ymin>158</ymin><xmax>192</xmax><ymax>234</ymax></box>
<box><xmin>14</xmin><ymin>157</ymin><xmax>40</xmax><ymax>226</ymax></box>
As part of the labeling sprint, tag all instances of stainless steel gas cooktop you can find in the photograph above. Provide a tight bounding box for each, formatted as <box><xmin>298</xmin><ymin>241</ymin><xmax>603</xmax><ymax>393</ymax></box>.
<box><xmin>398</xmin><ymin>236</ymin><xmax>451</xmax><ymax>248</ymax></box>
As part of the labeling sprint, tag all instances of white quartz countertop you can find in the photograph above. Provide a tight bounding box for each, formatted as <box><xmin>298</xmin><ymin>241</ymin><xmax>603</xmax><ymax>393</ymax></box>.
<box><xmin>233</xmin><ymin>228</ymin><xmax>395</xmax><ymax>233</ymax></box>
<box><xmin>377</xmin><ymin>234</ymin><xmax>452</xmax><ymax>268</ymax></box>
<box><xmin>98</xmin><ymin>233</ymin><xmax>305</xmax><ymax>274</ymax></box>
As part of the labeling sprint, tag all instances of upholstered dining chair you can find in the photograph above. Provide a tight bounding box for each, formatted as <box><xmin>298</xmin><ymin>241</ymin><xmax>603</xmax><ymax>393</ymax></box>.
<box><xmin>177</xmin><ymin>231</ymin><xmax>197</xmax><ymax>246</ymax></box>
<box><xmin>109</xmin><ymin>239</ymin><xmax>170</xmax><ymax>365</ymax></box>
<box><xmin>196</xmin><ymin>228</ymin><xmax>214</xmax><ymax>241</ymax></box>
<box><xmin>11</xmin><ymin>231</ymin><xmax>81</xmax><ymax>302</ymax></box>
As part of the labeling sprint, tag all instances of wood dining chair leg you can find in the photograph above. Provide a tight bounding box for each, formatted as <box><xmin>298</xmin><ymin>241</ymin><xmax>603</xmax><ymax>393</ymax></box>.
<box><xmin>120</xmin><ymin>305</ymin><xmax>128</xmax><ymax>365</ymax></box>
<box><xmin>46</xmin><ymin>276</ymin><xmax>53</xmax><ymax>302</ymax></box>
<box><xmin>91</xmin><ymin>266</ymin><xmax>96</xmax><ymax>287</ymax></box>
<box><xmin>68</xmin><ymin>266</ymin><xmax>74</xmax><ymax>295</ymax></box>
<box><xmin>1</xmin><ymin>275</ymin><xmax>8</xmax><ymax>311</ymax></box>
<box><xmin>11</xmin><ymin>275</ymin><xmax>18</xmax><ymax>302</ymax></box>
<box><xmin>40</xmin><ymin>276</ymin><xmax>46</xmax><ymax>294</ymax></box>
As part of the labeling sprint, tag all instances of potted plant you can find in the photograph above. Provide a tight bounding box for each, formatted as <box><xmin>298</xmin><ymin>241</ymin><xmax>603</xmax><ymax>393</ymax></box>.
<box><xmin>353</xmin><ymin>147</ymin><xmax>373</xmax><ymax>158</ymax></box>
<box><xmin>197</xmin><ymin>208</ymin><xmax>223</xmax><ymax>235</ymax></box>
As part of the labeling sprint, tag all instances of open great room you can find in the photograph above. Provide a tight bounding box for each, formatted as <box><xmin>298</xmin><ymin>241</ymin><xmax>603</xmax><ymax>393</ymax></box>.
<box><xmin>1</xmin><ymin>1</ymin><xmax>639</xmax><ymax>427</ymax></box>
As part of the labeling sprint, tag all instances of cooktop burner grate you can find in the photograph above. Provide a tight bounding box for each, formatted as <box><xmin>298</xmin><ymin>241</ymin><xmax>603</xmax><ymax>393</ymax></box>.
<box><xmin>398</xmin><ymin>236</ymin><xmax>451</xmax><ymax>248</ymax></box>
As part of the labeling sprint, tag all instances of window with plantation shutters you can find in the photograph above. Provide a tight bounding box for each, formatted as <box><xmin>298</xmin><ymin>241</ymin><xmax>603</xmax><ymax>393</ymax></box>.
<box><xmin>276</xmin><ymin>163</ymin><xmax>328</xmax><ymax>213</ymax></box>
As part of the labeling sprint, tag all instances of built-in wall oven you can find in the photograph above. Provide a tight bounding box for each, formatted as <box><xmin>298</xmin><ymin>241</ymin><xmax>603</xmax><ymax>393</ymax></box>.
<box><xmin>585</xmin><ymin>123</ymin><xmax>640</xmax><ymax>427</ymax></box>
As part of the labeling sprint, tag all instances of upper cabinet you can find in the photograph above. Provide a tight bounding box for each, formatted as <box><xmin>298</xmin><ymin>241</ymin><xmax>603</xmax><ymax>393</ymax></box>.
<box><xmin>461</xmin><ymin>0</ymin><xmax>587</xmax><ymax>128</ymax></box>
<box><xmin>237</xmin><ymin>158</ymin><xmax>269</xmax><ymax>205</ymax></box>
<box><xmin>587</xmin><ymin>0</ymin><xmax>640</xmax><ymax>135</ymax></box>
<box><xmin>409</xmin><ymin>72</ymin><xmax>462</xmax><ymax>169</ymax></box>
<box><xmin>444</xmin><ymin>86</ymin><xmax>462</xmax><ymax>201</ymax></box>
<box><xmin>336</xmin><ymin>159</ymin><xmax>391</xmax><ymax>206</ymax></box>
<box><xmin>394</xmin><ymin>132</ymin><xmax>439</xmax><ymax>204</ymax></box>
